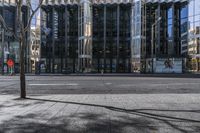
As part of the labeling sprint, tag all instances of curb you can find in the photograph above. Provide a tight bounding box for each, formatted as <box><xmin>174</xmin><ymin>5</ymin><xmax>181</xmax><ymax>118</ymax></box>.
<box><xmin>1</xmin><ymin>73</ymin><xmax>200</xmax><ymax>78</ymax></box>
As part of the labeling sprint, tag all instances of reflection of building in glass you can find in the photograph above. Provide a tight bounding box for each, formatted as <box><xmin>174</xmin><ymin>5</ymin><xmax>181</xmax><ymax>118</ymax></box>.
<box><xmin>30</xmin><ymin>24</ymin><xmax>41</xmax><ymax>73</ymax></box>
<box><xmin>78</xmin><ymin>0</ymin><xmax>92</xmax><ymax>72</ymax></box>
<box><xmin>0</xmin><ymin>1</ymin><xmax>29</xmax><ymax>74</ymax></box>
<box><xmin>187</xmin><ymin>0</ymin><xmax>200</xmax><ymax>72</ymax></box>
<box><xmin>30</xmin><ymin>1</ymin><xmax>41</xmax><ymax>73</ymax></box>
<box><xmin>40</xmin><ymin>0</ymin><xmax>200</xmax><ymax>73</ymax></box>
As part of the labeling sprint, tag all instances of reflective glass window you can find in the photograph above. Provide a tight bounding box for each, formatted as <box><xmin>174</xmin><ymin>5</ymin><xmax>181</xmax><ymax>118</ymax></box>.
<box><xmin>181</xmin><ymin>6</ymin><xmax>188</xmax><ymax>19</ymax></box>
<box><xmin>167</xmin><ymin>7</ymin><xmax>173</xmax><ymax>38</ymax></box>
<box><xmin>168</xmin><ymin>8</ymin><xmax>172</xmax><ymax>19</ymax></box>
<box><xmin>167</xmin><ymin>25</ymin><xmax>172</xmax><ymax>38</ymax></box>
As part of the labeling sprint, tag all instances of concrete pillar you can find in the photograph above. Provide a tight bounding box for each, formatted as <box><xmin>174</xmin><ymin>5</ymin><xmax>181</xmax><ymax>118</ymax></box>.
<box><xmin>103</xmin><ymin>5</ymin><xmax>106</xmax><ymax>72</ymax></box>
<box><xmin>116</xmin><ymin>4</ymin><xmax>120</xmax><ymax>72</ymax></box>
<box><xmin>64</xmin><ymin>6</ymin><xmax>69</xmax><ymax>71</ymax></box>
<box><xmin>52</xmin><ymin>7</ymin><xmax>55</xmax><ymax>73</ymax></box>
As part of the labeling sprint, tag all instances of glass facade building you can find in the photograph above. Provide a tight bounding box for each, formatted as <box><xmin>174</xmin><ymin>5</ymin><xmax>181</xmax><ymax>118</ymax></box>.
<box><xmin>187</xmin><ymin>0</ymin><xmax>200</xmax><ymax>72</ymax></box>
<box><xmin>0</xmin><ymin>1</ymin><xmax>29</xmax><ymax>74</ymax></box>
<box><xmin>40</xmin><ymin>0</ymin><xmax>200</xmax><ymax>73</ymax></box>
<box><xmin>29</xmin><ymin>1</ymin><xmax>42</xmax><ymax>74</ymax></box>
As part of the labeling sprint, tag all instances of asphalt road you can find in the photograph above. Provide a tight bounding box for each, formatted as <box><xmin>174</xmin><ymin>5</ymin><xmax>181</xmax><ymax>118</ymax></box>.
<box><xmin>0</xmin><ymin>75</ymin><xmax>200</xmax><ymax>95</ymax></box>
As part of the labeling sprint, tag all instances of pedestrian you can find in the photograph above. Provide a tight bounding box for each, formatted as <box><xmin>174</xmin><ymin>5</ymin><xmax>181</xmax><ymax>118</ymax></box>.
<box><xmin>101</xmin><ymin>69</ymin><xmax>104</xmax><ymax>75</ymax></box>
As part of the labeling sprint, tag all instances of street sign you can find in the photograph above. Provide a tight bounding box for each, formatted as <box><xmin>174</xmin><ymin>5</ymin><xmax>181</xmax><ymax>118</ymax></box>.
<box><xmin>7</xmin><ymin>59</ymin><xmax>14</xmax><ymax>67</ymax></box>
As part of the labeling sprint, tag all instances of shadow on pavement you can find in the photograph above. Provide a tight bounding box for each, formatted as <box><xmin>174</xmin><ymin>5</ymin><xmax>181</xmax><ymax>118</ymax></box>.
<box><xmin>26</xmin><ymin>98</ymin><xmax>200</xmax><ymax>123</ymax></box>
<box><xmin>0</xmin><ymin>112</ymin><xmax>157</xmax><ymax>133</ymax></box>
<box><xmin>1</xmin><ymin>97</ymin><xmax>200</xmax><ymax>133</ymax></box>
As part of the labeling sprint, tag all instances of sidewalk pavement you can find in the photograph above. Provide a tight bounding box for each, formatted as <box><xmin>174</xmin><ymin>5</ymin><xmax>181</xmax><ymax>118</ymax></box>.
<box><xmin>1</xmin><ymin>94</ymin><xmax>200</xmax><ymax>133</ymax></box>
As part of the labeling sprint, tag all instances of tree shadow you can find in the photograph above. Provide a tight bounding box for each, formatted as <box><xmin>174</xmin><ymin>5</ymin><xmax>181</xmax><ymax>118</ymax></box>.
<box><xmin>0</xmin><ymin>111</ymin><xmax>158</xmax><ymax>133</ymax></box>
<box><xmin>26</xmin><ymin>97</ymin><xmax>200</xmax><ymax>121</ymax></box>
<box><xmin>0</xmin><ymin>98</ymin><xmax>43</xmax><ymax>111</ymax></box>
<box><xmin>0</xmin><ymin>97</ymin><xmax>200</xmax><ymax>133</ymax></box>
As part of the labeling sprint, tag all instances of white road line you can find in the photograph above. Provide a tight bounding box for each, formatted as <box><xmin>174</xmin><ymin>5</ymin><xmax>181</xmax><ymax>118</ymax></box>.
<box><xmin>0</xmin><ymin>79</ymin><xmax>19</xmax><ymax>81</ymax></box>
<box><xmin>105</xmin><ymin>83</ymin><xmax>112</xmax><ymax>85</ymax></box>
<box><xmin>119</xmin><ymin>83</ymin><xmax>200</xmax><ymax>87</ymax></box>
<box><xmin>28</xmin><ymin>83</ymin><xmax>79</xmax><ymax>86</ymax></box>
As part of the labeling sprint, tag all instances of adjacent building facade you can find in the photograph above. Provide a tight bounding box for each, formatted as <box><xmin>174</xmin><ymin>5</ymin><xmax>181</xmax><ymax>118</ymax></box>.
<box><xmin>187</xmin><ymin>0</ymin><xmax>200</xmax><ymax>73</ymax></box>
<box><xmin>0</xmin><ymin>0</ymin><xmax>41</xmax><ymax>75</ymax></box>
<box><xmin>0</xmin><ymin>0</ymin><xmax>30</xmax><ymax>74</ymax></box>
<box><xmin>1</xmin><ymin>0</ymin><xmax>198</xmax><ymax>74</ymax></box>
<box><xmin>40</xmin><ymin>0</ymin><xmax>199</xmax><ymax>74</ymax></box>
<box><xmin>30</xmin><ymin>1</ymin><xmax>41</xmax><ymax>74</ymax></box>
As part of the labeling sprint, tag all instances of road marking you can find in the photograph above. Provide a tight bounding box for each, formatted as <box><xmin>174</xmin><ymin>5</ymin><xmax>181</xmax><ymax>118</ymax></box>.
<box><xmin>119</xmin><ymin>83</ymin><xmax>200</xmax><ymax>87</ymax></box>
<box><xmin>28</xmin><ymin>83</ymin><xmax>79</xmax><ymax>86</ymax></box>
<box><xmin>105</xmin><ymin>83</ymin><xmax>112</xmax><ymax>85</ymax></box>
<box><xmin>0</xmin><ymin>79</ymin><xmax>19</xmax><ymax>81</ymax></box>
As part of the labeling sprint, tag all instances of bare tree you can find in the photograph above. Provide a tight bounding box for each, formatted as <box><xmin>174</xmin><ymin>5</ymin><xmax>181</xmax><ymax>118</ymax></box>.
<box><xmin>0</xmin><ymin>0</ymin><xmax>44</xmax><ymax>98</ymax></box>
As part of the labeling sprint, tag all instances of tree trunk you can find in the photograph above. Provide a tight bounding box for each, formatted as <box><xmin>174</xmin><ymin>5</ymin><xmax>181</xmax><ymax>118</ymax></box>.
<box><xmin>20</xmin><ymin>38</ymin><xmax>26</xmax><ymax>98</ymax></box>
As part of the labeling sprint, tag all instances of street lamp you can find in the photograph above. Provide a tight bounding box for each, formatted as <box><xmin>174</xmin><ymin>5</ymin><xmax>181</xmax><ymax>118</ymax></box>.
<box><xmin>151</xmin><ymin>17</ymin><xmax>162</xmax><ymax>73</ymax></box>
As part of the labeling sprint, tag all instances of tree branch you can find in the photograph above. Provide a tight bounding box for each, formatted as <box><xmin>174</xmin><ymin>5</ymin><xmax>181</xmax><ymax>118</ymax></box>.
<box><xmin>0</xmin><ymin>15</ymin><xmax>13</xmax><ymax>32</ymax></box>
<box><xmin>26</xmin><ymin>0</ymin><xmax>34</xmax><ymax>13</ymax></box>
<box><xmin>24</xmin><ymin>0</ymin><xmax>44</xmax><ymax>32</ymax></box>
<box><xmin>15</xmin><ymin>0</ymin><xmax>20</xmax><ymax>6</ymax></box>
<box><xmin>0</xmin><ymin>15</ymin><xmax>19</xmax><ymax>41</ymax></box>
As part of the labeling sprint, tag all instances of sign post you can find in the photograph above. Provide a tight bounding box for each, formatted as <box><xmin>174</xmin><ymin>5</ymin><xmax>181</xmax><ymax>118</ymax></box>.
<box><xmin>7</xmin><ymin>59</ymin><xmax>14</xmax><ymax>75</ymax></box>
